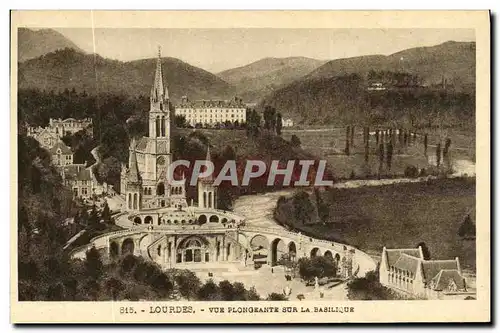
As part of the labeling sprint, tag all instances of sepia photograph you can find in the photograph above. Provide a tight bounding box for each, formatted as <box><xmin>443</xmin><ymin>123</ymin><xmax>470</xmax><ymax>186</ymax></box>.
<box><xmin>10</xmin><ymin>10</ymin><xmax>490</xmax><ymax>324</ymax></box>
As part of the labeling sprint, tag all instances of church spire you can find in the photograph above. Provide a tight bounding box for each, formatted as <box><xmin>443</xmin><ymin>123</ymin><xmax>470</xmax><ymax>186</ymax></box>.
<box><xmin>128</xmin><ymin>138</ymin><xmax>141</xmax><ymax>183</ymax></box>
<box><xmin>205</xmin><ymin>145</ymin><xmax>213</xmax><ymax>181</ymax></box>
<box><xmin>151</xmin><ymin>46</ymin><xmax>168</xmax><ymax>104</ymax></box>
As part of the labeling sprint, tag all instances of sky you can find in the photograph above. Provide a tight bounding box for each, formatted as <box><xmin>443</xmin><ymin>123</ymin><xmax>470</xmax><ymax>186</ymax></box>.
<box><xmin>55</xmin><ymin>28</ymin><xmax>475</xmax><ymax>73</ymax></box>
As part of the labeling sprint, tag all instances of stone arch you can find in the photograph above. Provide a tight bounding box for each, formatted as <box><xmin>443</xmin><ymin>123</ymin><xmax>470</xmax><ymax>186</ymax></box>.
<box><xmin>181</xmin><ymin>220</ymin><xmax>186</xmax><ymax>224</ymax></box>
<box><xmin>144</xmin><ymin>216</ymin><xmax>153</xmax><ymax>224</ymax></box>
<box><xmin>174</xmin><ymin>220</ymin><xmax>179</xmax><ymax>224</ymax></box>
<box><xmin>310</xmin><ymin>247</ymin><xmax>321</xmax><ymax>258</ymax></box>
<box><xmin>250</xmin><ymin>234</ymin><xmax>269</xmax><ymax>263</ymax></box>
<box><xmin>157</xmin><ymin>182</ymin><xmax>165</xmax><ymax>196</ymax></box>
<box><xmin>189</xmin><ymin>219</ymin><xmax>194</xmax><ymax>224</ymax></box>
<box><xmin>324</xmin><ymin>250</ymin><xmax>333</xmax><ymax>261</ymax></box>
<box><xmin>288</xmin><ymin>241</ymin><xmax>297</xmax><ymax>258</ymax></box>
<box><xmin>335</xmin><ymin>253</ymin><xmax>341</xmax><ymax>263</ymax></box>
<box><xmin>167</xmin><ymin>219</ymin><xmax>172</xmax><ymax>224</ymax></box>
<box><xmin>198</xmin><ymin>215</ymin><xmax>207</xmax><ymax>225</ymax></box>
<box><xmin>270</xmin><ymin>238</ymin><xmax>286</xmax><ymax>266</ymax></box>
<box><xmin>209</xmin><ymin>215</ymin><xmax>219</xmax><ymax>223</ymax></box>
<box><xmin>221</xmin><ymin>218</ymin><xmax>228</xmax><ymax>224</ymax></box>
<box><xmin>133</xmin><ymin>216</ymin><xmax>142</xmax><ymax>224</ymax></box>
<box><xmin>121</xmin><ymin>238</ymin><xmax>135</xmax><ymax>255</ymax></box>
<box><xmin>109</xmin><ymin>241</ymin><xmax>119</xmax><ymax>259</ymax></box>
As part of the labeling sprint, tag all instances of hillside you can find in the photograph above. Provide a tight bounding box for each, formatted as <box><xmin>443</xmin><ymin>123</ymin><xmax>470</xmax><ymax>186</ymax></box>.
<box><xmin>308</xmin><ymin>41</ymin><xmax>475</xmax><ymax>91</ymax></box>
<box><xmin>18</xmin><ymin>48</ymin><xmax>235</xmax><ymax>102</ymax></box>
<box><xmin>217</xmin><ymin>57</ymin><xmax>327</xmax><ymax>102</ymax></box>
<box><xmin>18</xmin><ymin>28</ymin><xmax>84</xmax><ymax>62</ymax></box>
<box><xmin>261</xmin><ymin>41</ymin><xmax>476</xmax><ymax>127</ymax></box>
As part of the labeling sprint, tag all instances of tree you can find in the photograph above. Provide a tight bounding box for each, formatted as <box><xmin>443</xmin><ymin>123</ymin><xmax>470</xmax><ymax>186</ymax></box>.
<box><xmin>386</xmin><ymin>141</ymin><xmax>393</xmax><ymax>172</ymax></box>
<box><xmin>101</xmin><ymin>200</ymin><xmax>112</xmax><ymax>223</ymax></box>
<box><xmin>436</xmin><ymin>142</ymin><xmax>442</xmax><ymax>169</ymax></box>
<box><xmin>292</xmin><ymin>191</ymin><xmax>316</xmax><ymax>225</ymax></box>
<box><xmin>276</xmin><ymin>113</ymin><xmax>283</xmax><ymax>135</ymax></box>
<box><xmin>424</xmin><ymin>133</ymin><xmax>428</xmax><ymax>156</ymax></box>
<box><xmin>84</xmin><ymin>246</ymin><xmax>103</xmax><ymax>279</ymax></box>
<box><xmin>174</xmin><ymin>270</ymin><xmax>201</xmax><ymax>300</ymax></box>
<box><xmin>298</xmin><ymin>256</ymin><xmax>337</xmax><ymax>281</ymax></box>
<box><xmin>364</xmin><ymin>127</ymin><xmax>370</xmax><ymax>163</ymax></box>
<box><xmin>105</xmin><ymin>277</ymin><xmax>125</xmax><ymax>300</ymax></box>
<box><xmin>346</xmin><ymin>269</ymin><xmax>397</xmax><ymax>300</ymax></box>
<box><xmin>416</xmin><ymin>242</ymin><xmax>431</xmax><ymax>260</ymax></box>
<box><xmin>377</xmin><ymin>143</ymin><xmax>384</xmax><ymax>178</ymax></box>
<box><xmin>290</xmin><ymin>135</ymin><xmax>301</xmax><ymax>148</ymax></box>
<box><xmin>345</xmin><ymin>126</ymin><xmax>350</xmax><ymax>155</ymax></box>
<box><xmin>267</xmin><ymin>293</ymin><xmax>288</xmax><ymax>301</ymax></box>
<box><xmin>218</xmin><ymin>280</ymin><xmax>236</xmax><ymax>301</ymax></box>
<box><xmin>197</xmin><ymin>279</ymin><xmax>221</xmax><ymax>301</ymax></box>
<box><xmin>443</xmin><ymin>138</ymin><xmax>452</xmax><ymax>171</ymax></box>
<box><xmin>458</xmin><ymin>214</ymin><xmax>475</xmax><ymax>239</ymax></box>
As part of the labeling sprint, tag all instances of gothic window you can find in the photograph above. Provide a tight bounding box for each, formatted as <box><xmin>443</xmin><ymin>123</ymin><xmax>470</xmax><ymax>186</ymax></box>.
<box><xmin>203</xmin><ymin>192</ymin><xmax>207</xmax><ymax>208</ymax></box>
<box><xmin>161</xmin><ymin>116</ymin><xmax>166</xmax><ymax>137</ymax></box>
<box><xmin>155</xmin><ymin>116</ymin><xmax>161</xmax><ymax>137</ymax></box>
<box><xmin>157</xmin><ymin>156</ymin><xmax>166</xmax><ymax>177</ymax></box>
<box><xmin>157</xmin><ymin>182</ymin><xmax>165</xmax><ymax>196</ymax></box>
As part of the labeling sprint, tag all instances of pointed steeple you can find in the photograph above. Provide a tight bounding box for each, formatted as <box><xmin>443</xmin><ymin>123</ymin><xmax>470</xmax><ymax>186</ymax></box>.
<box><xmin>128</xmin><ymin>138</ymin><xmax>141</xmax><ymax>183</ymax></box>
<box><xmin>205</xmin><ymin>145</ymin><xmax>213</xmax><ymax>181</ymax></box>
<box><xmin>151</xmin><ymin>46</ymin><xmax>169</xmax><ymax>104</ymax></box>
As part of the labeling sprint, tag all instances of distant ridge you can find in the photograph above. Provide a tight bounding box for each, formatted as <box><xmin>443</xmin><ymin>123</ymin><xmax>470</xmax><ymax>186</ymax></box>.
<box><xmin>18</xmin><ymin>28</ymin><xmax>84</xmax><ymax>62</ymax></box>
<box><xmin>18</xmin><ymin>48</ymin><xmax>235</xmax><ymax>102</ymax></box>
<box><xmin>217</xmin><ymin>56</ymin><xmax>327</xmax><ymax>103</ymax></box>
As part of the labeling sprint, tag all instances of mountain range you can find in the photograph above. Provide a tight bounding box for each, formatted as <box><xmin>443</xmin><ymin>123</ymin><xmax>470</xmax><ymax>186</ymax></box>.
<box><xmin>217</xmin><ymin>57</ymin><xmax>327</xmax><ymax>102</ymax></box>
<box><xmin>18</xmin><ymin>28</ymin><xmax>84</xmax><ymax>62</ymax></box>
<box><xmin>17</xmin><ymin>28</ymin><xmax>476</xmax><ymax>125</ymax></box>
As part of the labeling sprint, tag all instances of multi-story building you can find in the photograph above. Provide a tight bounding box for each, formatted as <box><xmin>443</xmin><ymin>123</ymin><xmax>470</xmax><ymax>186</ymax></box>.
<box><xmin>379</xmin><ymin>246</ymin><xmax>472</xmax><ymax>299</ymax></box>
<box><xmin>282</xmin><ymin>118</ymin><xmax>294</xmax><ymax>128</ymax></box>
<box><xmin>175</xmin><ymin>96</ymin><xmax>246</xmax><ymax>127</ymax></box>
<box><xmin>61</xmin><ymin>164</ymin><xmax>108</xmax><ymax>199</ymax></box>
<box><xmin>27</xmin><ymin>117</ymin><xmax>93</xmax><ymax>141</ymax></box>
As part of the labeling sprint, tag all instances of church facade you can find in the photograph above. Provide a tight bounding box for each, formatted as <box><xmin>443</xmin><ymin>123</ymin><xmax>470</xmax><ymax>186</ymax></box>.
<box><xmin>120</xmin><ymin>49</ymin><xmax>216</xmax><ymax>212</ymax></box>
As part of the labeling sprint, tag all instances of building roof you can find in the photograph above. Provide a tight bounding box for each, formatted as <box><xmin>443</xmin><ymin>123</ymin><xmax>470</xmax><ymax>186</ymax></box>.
<box><xmin>135</xmin><ymin>137</ymin><xmax>170</xmax><ymax>154</ymax></box>
<box><xmin>49</xmin><ymin>140</ymin><xmax>72</xmax><ymax>155</ymax></box>
<box><xmin>62</xmin><ymin>164</ymin><xmax>92</xmax><ymax>181</ymax></box>
<box><xmin>385</xmin><ymin>248</ymin><xmax>422</xmax><ymax>267</ymax></box>
<box><xmin>128</xmin><ymin>143</ymin><xmax>141</xmax><ymax>184</ymax></box>
<box><xmin>392</xmin><ymin>253</ymin><xmax>421</xmax><ymax>275</ymax></box>
<box><xmin>429</xmin><ymin>269</ymin><xmax>466</xmax><ymax>291</ymax></box>
<box><xmin>421</xmin><ymin>260</ymin><xmax>460</xmax><ymax>284</ymax></box>
<box><xmin>177</xmin><ymin>99</ymin><xmax>245</xmax><ymax>109</ymax></box>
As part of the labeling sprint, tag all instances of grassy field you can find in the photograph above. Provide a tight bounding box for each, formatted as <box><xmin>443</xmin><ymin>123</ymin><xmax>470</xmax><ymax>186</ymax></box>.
<box><xmin>282</xmin><ymin>127</ymin><xmax>475</xmax><ymax>179</ymax></box>
<box><xmin>276</xmin><ymin>177</ymin><xmax>476</xmax><ymax>271</ymax></box>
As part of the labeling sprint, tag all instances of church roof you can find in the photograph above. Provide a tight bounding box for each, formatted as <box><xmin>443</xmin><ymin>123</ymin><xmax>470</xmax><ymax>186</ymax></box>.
<box><xmin>429</xmin><ymin>269</ymin><xmax>466</xmax><ymax>291</ymax></box>
<box><xmin>392</xmin><ymin>253</ymin><xmax>420</xmax><ymax>275</ymax></box>
<box><xmin>421</xmin><ymin>260</ymin><xmax>460</xmax><ymax>284</ymax></box>
<box><xmin>385</xmin><ymin>248</ymin><xmax>422</xmax><ymax>268</ymax></box>
<box><xmin>151</xmin><ymin>46</ymin><xmax>169</xmax><ymax>102</ymax></box>
<box><xmin>134</xmin><ymin>137</ymin><xmax>170</xmax><ymax>154</ymax></box>
<box><xmin>128</xmin><ymin>142</ymin><xmax>141</xmax><ymax>184</ymax></box>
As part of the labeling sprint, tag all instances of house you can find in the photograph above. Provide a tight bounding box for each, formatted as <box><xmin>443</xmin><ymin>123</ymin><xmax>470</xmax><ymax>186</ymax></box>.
<box><xmin>61</xmin><ymin>164</ymin><xmax>108</xmax><ymax>199</ymax></box>
<box><xmin>282</xmin><ymin>118</ymin><xmax>294</xmax><ymax>128</ymax></box>
<box><xmin>175</xmin><ymin>96</ymin><xmax>246</xmax><ymax>127</ymax></box>
<box><xmin>49</xmin><ymin>140</ymin><xmax>74</xmax><ymax>166</ymax></box>
<box><xmin>379</xmin><ymin>246</ymin><xmax>471</xmax><ymax>299</ymax></box>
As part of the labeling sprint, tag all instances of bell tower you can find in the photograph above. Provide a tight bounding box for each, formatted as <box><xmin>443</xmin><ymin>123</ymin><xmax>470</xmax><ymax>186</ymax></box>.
<box><xmin>149</xmin><ymin>46</ymin><xmax>170</xmax><ymax>143</ymax></box>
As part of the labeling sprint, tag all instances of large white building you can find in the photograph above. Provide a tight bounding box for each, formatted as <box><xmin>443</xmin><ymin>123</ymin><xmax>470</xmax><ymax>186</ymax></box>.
<box><xmin>175</xmin><ymin>96</ymin><xmax>246</xmax><ymax>127</ymax></box>
<box><xmin>27</xmin><ymin>117</ymin><xmax>93</xmax><ymax>140</ymax></box>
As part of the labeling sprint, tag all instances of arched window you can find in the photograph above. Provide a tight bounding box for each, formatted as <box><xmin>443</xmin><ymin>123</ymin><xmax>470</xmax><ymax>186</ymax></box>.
<box><xmin>161</xmin><ymin>116</ymin><xmax>166</xmax><ymax>137</ymax></box>
<box><xmin>203</xmin><ymin>192</ymin><xmax>207</xmax><ymax>208</ymax></box>
<box><xmin>157</xmin><ymin>156</ymin><xmax>165</xmax><ymax>178</ymax></box>
<box><xmin>155</xmin><ymin>116</ymin><xmax>161</xmax><ymax>137</ymax></box>
<box><xmin>208</xmin><ymin>192</ymin><xmax>212</xmax><ymax>208</ymax></box>
<box><xmin>157</xmin><ymin>182</ymin><xmax>165</xmax><ymax>196</ymax></box>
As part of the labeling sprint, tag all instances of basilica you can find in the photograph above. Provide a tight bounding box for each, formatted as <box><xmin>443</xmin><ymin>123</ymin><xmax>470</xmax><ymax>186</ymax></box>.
<box><xmin>120</xmin><ymin>48</ymin><xmax>215</xmax><ymax>211</ymax></box>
